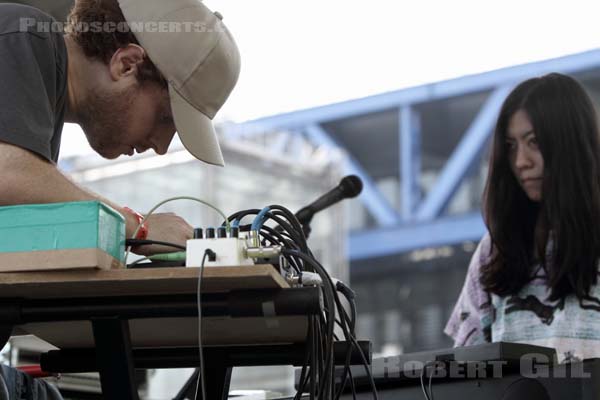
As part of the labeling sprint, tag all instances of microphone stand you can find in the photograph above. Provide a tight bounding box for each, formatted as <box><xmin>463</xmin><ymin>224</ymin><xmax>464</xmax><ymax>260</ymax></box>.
<box><xmin>301</xmin><ymin>224</ymin><xmax>312</xmax><ymax>240</ymax></box>
<box><xmin>299</xmin><ymin>219</ymin><xmax>312</xmax><ymax>240</ymax></box>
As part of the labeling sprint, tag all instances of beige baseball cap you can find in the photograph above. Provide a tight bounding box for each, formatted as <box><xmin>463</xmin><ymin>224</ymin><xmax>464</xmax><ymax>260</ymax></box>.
<box><xmin>117</xmin><ymin>0</ymin><xmax>241</xmax><ymax>166</ymax></box>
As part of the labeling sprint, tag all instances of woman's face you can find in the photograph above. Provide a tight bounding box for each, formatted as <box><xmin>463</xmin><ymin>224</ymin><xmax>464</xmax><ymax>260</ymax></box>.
<box><xmin>506</xmin><ymin>109</ymin><xmax>544</xmax><ymax>202</ymax></box>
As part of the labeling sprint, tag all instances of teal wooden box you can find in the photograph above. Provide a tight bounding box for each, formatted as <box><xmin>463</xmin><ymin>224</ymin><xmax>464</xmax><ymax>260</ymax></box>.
<box><xmin>0</xmin><ymin>201</ymin><xmax>125</xmax><ymax>271</ymax></box>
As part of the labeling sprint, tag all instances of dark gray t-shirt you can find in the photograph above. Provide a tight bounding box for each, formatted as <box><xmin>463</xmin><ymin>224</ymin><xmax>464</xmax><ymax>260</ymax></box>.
<box><xmin>0</xmin><ymin>3</ymin><xmax>67</xmax><ymax>163</ymax></box>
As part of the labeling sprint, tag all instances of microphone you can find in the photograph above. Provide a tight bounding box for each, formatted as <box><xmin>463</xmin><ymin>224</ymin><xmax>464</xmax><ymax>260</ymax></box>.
<box><xmin>295</xmin><ymin>175</ymin><xmax>363</xmax><ymax>225</ymax></box>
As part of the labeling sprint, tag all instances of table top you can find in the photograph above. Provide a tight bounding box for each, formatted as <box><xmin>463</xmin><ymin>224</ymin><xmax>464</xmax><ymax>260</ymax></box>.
<box><xmin>2</xmin><ymin>265</ymin><xmax>309</xmax><ymax>348</ymax></box>
<box><xmin>0</xmin><ymin>265</ymin><xmax>289</xmax><ymax>299</ymax></box>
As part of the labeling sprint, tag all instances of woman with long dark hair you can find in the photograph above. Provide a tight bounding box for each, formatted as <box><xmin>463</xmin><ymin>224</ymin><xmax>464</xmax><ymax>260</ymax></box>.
<box><xmin>445</xmin><ymin>73</ymin><xmax>600</xmax><ymax>363</ymax></box>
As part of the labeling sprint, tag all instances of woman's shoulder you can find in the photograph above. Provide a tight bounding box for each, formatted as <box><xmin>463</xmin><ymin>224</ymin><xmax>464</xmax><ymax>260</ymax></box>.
<box><xmin>469</xmin><ymin>232</ymin><xmax>493</xmax><ymax>272</ymax></box>
<box><xmin>479</xmin><ymin>232</ymin><xmax>493</xmax><ymax>253</ymax></box>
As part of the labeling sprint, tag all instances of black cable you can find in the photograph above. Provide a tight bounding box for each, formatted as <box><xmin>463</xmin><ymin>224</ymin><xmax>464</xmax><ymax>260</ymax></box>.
<box><xmin>223</xmin><ymin>209</ymin><xmax>302</xmax><ymax>272</ymax></box>
<box><xmin>227</xmin><ymin>205</ymin><xmax>307</xmax><ymax>249</ymax></box>
<box><xmin>315</xmin><ymin>316</ymin><xmax>323</xmax><ymax>398</ymax></box>
<box><xmin>269</xmin><ymin>205</ymin><xmax>308</xmax><ymax>249</ymax></box>
<box><xmin>283</xmin><ymin>250</ymin><xmax>337</xmax><ymax>398</ymax></box>
<box><xmin>310</xmin><ymin>315</ymin><xmax>317</xmax><ymax>400</ymax></box>
<box><xmin>194</xmin><ymin>249</ymin><xmax>214</xmax><ymax>400</ymax></box>
<box><xmin>333</xmin><ymin>282</ymin><xmax>376</xmax><ymax>400</ymax></box>
<box><xmin>264</xmin><ymin>223</ymin><xmax>296</xmax><ymax>241</ymax></box>
<box><xmin>338</xmin><ymin>295</ymin><xmax>356</xmax><ymax>333</ymax></box>
<box><xmin>332</xmin><ymin>307</ymin><xmax>358</xmax><ymax>399</ymax></box>
<box><xmin>125</xmin><ymin>239</ymin><xmax>186</xmax><ymax>250</ymax></box>
<box><xmin>420</xmin><ymin>361</ymin><xmax>436</xmax><ymax>400</ymax></box>
<box><xmin>254</xmin><ymin>207</ymin><xmax>310</xmax><ymax>257</ymax></box>
<box><xmin>334</xmin><ymin>292</ymin><xmax>357</xmax><ymax>399</ymax></box>
<box><xmin>335</xmin><ymin>343</ymin><xmax>358</xmax><ymax>400</ymax></box>
<box><xmin>429</xmin><ymin>367</ymin><xmax>435</xmax><ymax>400</ymax></box>
<box><xmin>347</xmin><ymin>332</ymin><xmax>378</xmax><ymax>400</ymax></box>
<box><xmin>287</xmin><ymin>249</ymin><xmax>369</xmax><ymax>400</ymax></box>
<box><xmin>257</xmin><ymin>226</ymin><xmax>303</xmax><ymax>273</ymax></box>
<box><xmin>347</xmin><ymin>297</ymin><xmax>357</xmax><ymax>331</ymax></box>
<box><xmin>336</xmin><ymin>286</ymin><xmax>358</xmax><ymax>399</ymax></box>
<box><xmin>295</xmin><ymin>254</ymin><xmax>366</xmax><ymax>399</ymax></box>
<box><xmin>225</xmin><ymin>208</ymin><xmax>307</xmax><ymax>275</ymax></box>
<box><xmin>261</xmin><ymin>225</ymin><xmax>299</xmax><ymax>249</ymax></box>
<box><xmin>428</xmin><ymin>360</ymin><xmax>444</xmax><ymax>400</ymax></box>
<box><xmin>227</xmin><ymin>205</ymin><xmax>369</xmax><ymax>400</ymax></box>
<box><xmin>260</xmin><ymin>226</ymin><xmax>298</xmax><ymax>251</ymax></box>
<box><xmin>295</xmin><ymin>318</ymin><xmax>314</xmax><ymax>400</ymax></box>
<box><xmin>347</xmin><ymin>364</ymin><xmax>357</xmax><ymax>400</ymax></box>
<box><xmin>225</xmin><ymin>208</ymin><xmax>306</xmax><ymax>250</ymax></box>
<box><xmin>334</xmin><ymin>317</ymin><xmax>353</xmax><ymax>399</ymax></box>
<box><xmin>223</xmin><ymin>209</ymin><xmax>261</xmax><ymax>226</ymax></box>
<box><xmin>226</xmin><ymin>208</ymin><xmax>307</xmax><ymax>255</ymax></box>
<box><xmin>285</xmin><ymin>253</ymin><xmax>307</xmax><ymax>277</ymax></box>
<box><xmin>259</xmin><ymin>231</ymin><xmax>279</xmax><ymax>246</ymax></box>
<box><xmin>333</xmin><ymin>338</ymin><xmax>358</xmax><ymax>400</ymax></box>
<box><xmin>265</xmin><ymin>212</ymin><xmax>306</xmax><ymax>251</ymax></box>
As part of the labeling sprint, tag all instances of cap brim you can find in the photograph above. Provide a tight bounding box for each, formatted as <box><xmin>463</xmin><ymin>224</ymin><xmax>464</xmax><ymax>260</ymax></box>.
<box><xmin>169</xmin><ymin>84</ymin><xmax>225</xmax><ymax>166</ymax></box>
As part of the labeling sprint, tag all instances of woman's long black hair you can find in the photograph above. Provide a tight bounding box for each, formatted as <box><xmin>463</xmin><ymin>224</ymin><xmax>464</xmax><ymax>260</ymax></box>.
<box><xmin>480</xmin><ymin>73</ymin><xmax>600</xmax><ymax>302</ymax></box>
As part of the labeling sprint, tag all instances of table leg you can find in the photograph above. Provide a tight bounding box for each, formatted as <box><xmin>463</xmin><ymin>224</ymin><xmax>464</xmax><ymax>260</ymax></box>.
<box><xmin>91</xmin><ymin>317</ymin><xmax>139</xmax><ymax>400</ymax></box>
<box><xmin>0</xmin><ymin>325</ymin><xmax>12</xmax><ymax>351</ymax></box>
<box><xmin>173</xmin><ymin>352</ymin><xmax>233</xmax><ymax>400</ymax></box>
<box><xmin>201</xmin><ymin>360</ymin><xmax>232</xmax><ymax>400</ymax></box>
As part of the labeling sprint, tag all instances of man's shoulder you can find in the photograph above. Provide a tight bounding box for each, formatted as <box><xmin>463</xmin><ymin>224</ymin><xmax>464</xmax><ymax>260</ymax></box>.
<box><xmin>0</xmin><ymin>3</ymin><xmax>57</xmax><ymax>38</ymax></box>
<box><xmin>0</xmin><ymin>3</ymin><xmax>67</xmax><ymax>71</ymax></box>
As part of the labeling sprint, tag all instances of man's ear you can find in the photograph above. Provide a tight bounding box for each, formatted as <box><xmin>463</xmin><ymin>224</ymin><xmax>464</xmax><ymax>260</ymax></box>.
<box><xmin>108</xmin><ymin>44</ymin><xmax>146</xmax><ymax>81</ymax></box>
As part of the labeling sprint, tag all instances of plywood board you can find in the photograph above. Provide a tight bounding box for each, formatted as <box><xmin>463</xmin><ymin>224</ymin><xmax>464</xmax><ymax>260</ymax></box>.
<box><xmin>0</xmin><ymin>249</ymin><xmax>122</xmax><ymax>272</ymax></box>
<box><xmin>0</xmin><ymin>265</ymin><xmax>288</xmax><ymax>298</ymax></box>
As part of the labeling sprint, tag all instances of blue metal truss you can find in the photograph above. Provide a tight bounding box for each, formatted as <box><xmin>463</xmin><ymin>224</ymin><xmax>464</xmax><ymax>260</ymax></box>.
<box><xmin>349</xmin><ymin>212</ymin><xmax>485</xmax><ymax>260</ymax></box>
<box><xmin>304</xmin><ymin>124</ymin><xmax>401</xmax><ymax>226</ymax></box>
<box><xmin>400</xmin><ymin>106</ymin><xmax>421</xmax><ymax>220</ymax></box>
<box><xmin>226</xmin><ymin>49</ymin><xmax>600</xmax><ymax>135</ymax></box>
<box><xmin>223</xmin><ymin>49</ymin><xmax>600</xmax><ymax>261</ymax></box>
<box><xmin>415</xmin><ymin>85</ymin><xmax>513</xmax><ymax>220</ymax></box>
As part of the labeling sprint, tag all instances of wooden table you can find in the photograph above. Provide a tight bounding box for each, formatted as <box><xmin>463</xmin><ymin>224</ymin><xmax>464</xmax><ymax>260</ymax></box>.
<box><xmin>0</xmin><ymin>265</ymin><xmax>289</xmax><ymax>298</ymax></box>
<box><xmin>0</xmin><ymin>265</ymin><xmax>321</xmax><ymax>400</ymax></box>
<box><xmin>0</xmin><ymin>265</ymin><xmax>311</xmax><ymax>348</ymax></box>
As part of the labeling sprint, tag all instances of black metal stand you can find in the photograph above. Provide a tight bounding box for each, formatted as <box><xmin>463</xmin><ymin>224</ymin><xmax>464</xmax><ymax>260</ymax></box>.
<box><xmin>91</xmin><ymin>317</ymin><xmax>139</xmax><ymax>400</ymax></box>
<box><xmin>0</xmin><ymin>287</ymin><xmax>369</xmax><ymax>399</ymax></box>
<box><xmin>173</xmin><ymin>364</ymin><xmax>232</xmax><ymax>400</ymax></box>
<box><xmin>41</xmin><ymin>341</ymin><xmax>371</xmax><ymax>399</ymax></box>
<box><xmin>172</xmin><ymin>369</ymin><xmax>200</xmax><ymax>400</ymax></box>
<box><xmin>41</xmin><ymin>342</ymin><xmax>372</xmax><ymax>372</ymax></box>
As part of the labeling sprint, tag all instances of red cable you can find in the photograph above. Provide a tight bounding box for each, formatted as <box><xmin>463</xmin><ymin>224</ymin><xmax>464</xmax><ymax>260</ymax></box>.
<box><xmin>17</xmin><ymin>365</ymin><xmax>55</xmax><ymax>378</ymax></box>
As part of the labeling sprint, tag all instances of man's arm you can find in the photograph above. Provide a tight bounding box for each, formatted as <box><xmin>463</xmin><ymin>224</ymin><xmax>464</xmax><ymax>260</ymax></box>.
<box><xmin>0</xmin><ymin>142</ymin><xmax>192</xmax><ymax>255</ymax></box>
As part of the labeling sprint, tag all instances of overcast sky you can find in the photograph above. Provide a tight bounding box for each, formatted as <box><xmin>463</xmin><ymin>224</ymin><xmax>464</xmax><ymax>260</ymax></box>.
<box><xmin>61</xmin><ymin>0</ymin><xmax>600</xmax><ymax>157</ymax></box>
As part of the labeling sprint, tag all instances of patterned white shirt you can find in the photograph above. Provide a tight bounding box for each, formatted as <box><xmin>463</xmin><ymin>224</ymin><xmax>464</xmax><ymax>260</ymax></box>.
<box><xmin>445</xmin><ymin>233</ymin><xmax>600</xmax><ymax>363</ymax></box>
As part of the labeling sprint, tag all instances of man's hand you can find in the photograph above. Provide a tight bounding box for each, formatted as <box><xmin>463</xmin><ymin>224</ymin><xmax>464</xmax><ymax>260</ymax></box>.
<box><xmin>0</xmin><ymin>142</ymin><xmax>195</xmax><ymax>257</ymax></box>
<box><xmin>131</xmin><ymin>212</ymin><xmax>194</xmax><ymax>256</ymax></box>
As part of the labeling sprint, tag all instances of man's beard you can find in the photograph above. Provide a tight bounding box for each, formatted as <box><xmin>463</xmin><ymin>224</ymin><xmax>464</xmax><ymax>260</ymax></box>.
<box><xmin>77</xmin><ymin>85</ymin><xmax>137</xmax><ymax>159</ymax></box>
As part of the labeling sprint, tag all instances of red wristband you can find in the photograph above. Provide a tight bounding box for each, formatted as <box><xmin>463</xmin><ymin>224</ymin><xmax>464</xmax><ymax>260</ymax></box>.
<box><xmin>123</xmin><ymin>207</ymin><xmax>148</xmax><ymax>240</ymax></box>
